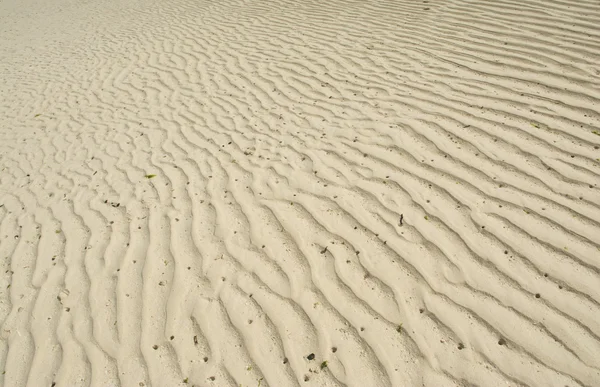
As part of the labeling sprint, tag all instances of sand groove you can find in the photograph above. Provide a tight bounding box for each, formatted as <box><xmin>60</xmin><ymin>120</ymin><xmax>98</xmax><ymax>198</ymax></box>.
<box><xmin>1</xmin><ymin>0</ymin><xmax>600</xmax><ymax>386</ymax></box>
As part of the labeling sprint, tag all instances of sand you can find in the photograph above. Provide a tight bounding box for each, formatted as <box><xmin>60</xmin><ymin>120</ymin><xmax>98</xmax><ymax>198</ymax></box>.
<box><xmin>1</xmin><ymin>0</ymin><xmax>600</xmax><ymax>386</ymax></box>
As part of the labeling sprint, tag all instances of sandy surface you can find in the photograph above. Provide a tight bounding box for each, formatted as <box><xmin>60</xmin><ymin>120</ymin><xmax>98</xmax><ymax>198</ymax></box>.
<box><xmin>1</xmin><ymin>0</ymin><xmax>600</xmax><ymax>386</ymax></box>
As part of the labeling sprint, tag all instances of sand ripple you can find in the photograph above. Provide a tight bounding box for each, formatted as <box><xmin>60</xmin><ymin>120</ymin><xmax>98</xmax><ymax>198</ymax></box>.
<box><xmin>1</xmin><ymin>0</ymin><xmax>600</xmax><ymax>386</ymax></box>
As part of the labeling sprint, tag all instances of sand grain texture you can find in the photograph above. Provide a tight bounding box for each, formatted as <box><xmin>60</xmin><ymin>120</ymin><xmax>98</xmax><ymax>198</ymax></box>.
<box><xmin>1</xmin><ymin>0</ymin><xmax>600</xmax><ymax>386</ymax></box>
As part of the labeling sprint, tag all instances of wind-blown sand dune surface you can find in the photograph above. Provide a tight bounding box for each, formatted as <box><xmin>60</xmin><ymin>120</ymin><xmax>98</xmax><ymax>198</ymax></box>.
<box><xmin>1</xmin><ymin>0</ymin><xmax>600</xmax><ymax>385</ymax></box>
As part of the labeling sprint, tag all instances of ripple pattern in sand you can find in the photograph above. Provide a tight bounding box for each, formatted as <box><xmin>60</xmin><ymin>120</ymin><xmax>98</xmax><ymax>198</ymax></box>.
<box><xmin>1</xmin><ymin>0</ymin><xmax>600</xmax><ymax>386</ymax></box>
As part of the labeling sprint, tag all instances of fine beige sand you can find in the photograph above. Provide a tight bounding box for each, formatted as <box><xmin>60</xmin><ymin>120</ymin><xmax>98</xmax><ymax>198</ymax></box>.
<box><xmin>1</xmin><ymin>0</ymin><xmax>600</xmax><ymax>386</ymax></box>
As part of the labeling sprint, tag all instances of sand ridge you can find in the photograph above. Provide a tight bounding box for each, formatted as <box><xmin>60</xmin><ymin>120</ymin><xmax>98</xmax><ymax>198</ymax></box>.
<box><xmin>1</xmin><ymin>0</ymin><xmax>600</xmax><ymax>386</ymax></box>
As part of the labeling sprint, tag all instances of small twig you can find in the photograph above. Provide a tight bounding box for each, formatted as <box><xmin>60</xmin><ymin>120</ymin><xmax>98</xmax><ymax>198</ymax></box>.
<box><xmin>399</xmin><ymin>214</ymin><xmax>404</xmax><ymax>226</ymax></box>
